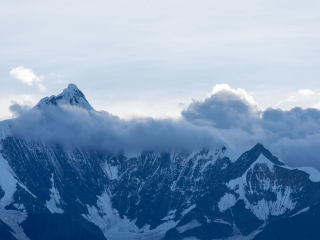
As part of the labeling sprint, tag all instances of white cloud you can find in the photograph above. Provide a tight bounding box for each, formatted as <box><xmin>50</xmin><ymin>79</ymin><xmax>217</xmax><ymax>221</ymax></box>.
<box><xmin>10</xmin><ymin>66</ymin><xmax>47</xmax><ymax>92</ymax></box>
<box><xmin>298</xmin><ymin>89</ymin><xmax>315</xmax><ymax>96</ymax></box>
<box><xmin>10</xmin><ymin>66</ymin><xmax>41</xmax><ymax>85</ymax></box>
<box><xmin>211</xmin><ymin>84</ymin><xmax>258</xmax><ymax>107</ymax></box>
<box><xmin>183</xmin><ymin>84</ymin><xmax>260</xmax><ymax>129</ymax></box>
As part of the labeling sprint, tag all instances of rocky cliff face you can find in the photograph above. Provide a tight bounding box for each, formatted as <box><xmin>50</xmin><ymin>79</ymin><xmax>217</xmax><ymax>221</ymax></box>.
<box><xmin>1</xmin><ymin>85</ymin><xmax>320</xmax><ymax>240</ymax></box>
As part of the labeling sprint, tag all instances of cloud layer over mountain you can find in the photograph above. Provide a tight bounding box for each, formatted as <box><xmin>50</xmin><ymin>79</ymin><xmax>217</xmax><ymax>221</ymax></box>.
<box><xmin>9</xmin><ymin>104</ymin><xmax>222</xmax><ymax>155</ymax></box>
<box><xmin>8</xmin><ymin>84</ymin><xmax>320</xmax><ymax>170</ymax></box>
<box><xmin>183</xmin><ymin>84</ymin><xmax>320</xmax><ymax>169</ymax></box>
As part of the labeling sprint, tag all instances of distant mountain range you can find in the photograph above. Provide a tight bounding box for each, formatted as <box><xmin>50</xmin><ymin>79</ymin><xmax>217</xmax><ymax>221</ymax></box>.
<box><xmin>1</xmin><ymin>84</ymin><xmax>320</xmax><ymax>240</ymax></box>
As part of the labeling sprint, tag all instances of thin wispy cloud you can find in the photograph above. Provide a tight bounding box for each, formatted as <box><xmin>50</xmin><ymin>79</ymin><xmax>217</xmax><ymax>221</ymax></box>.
<box><xmin>275</xmin><ymin>96</ymin><xmax>297</xmax><ymax>107</ymax></box>
<box><xmin>51</xmin><ymin>73</ymin><xmax>65</xmax><ymax>78</ymax></box>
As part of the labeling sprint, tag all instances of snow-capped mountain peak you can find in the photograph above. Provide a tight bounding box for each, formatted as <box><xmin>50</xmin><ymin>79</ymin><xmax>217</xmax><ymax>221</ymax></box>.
<box><xmin>250</xmin><ymin>143</ymin><xmax>285</xmax><ymax>166</ymax></box>
<box><xmin>228</xmin><ymin>143</ymin><xmax>285</xmax><ymax>180</ymax></box>
<box><xmin>35</xmin><ymin>83</ymin><xmax>94</xmax><ymax>111</ymax></box>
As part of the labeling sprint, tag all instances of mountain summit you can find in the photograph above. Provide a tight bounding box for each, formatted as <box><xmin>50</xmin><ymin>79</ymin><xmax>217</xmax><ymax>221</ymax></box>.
<box><xmin>35</xmin><ymin>83</ymin><xmax>94</xmax><ymax>111</ymax></box>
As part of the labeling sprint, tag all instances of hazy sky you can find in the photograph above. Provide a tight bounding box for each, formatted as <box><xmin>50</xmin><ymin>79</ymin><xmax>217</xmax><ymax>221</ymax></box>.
<box><xmin>1</xmin><ymin>0</ymin><xmax>320</xmax><ymax>120</ymax></box>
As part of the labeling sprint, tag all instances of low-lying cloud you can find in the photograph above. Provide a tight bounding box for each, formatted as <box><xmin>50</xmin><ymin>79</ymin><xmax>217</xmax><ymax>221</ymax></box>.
<box><xmin>9</xmin><ymin>104</ymin><xmax>223</xmax><ymax>155</ymax></box>
<box><xmin>9</xmin><ymin>102</ymin><xmax>32</xmax><ymax>118</ymax></box>
<box><xmin>7</xmin><ymin>84</ymin><xmax>320</xmax><ymax>170</ymax></box>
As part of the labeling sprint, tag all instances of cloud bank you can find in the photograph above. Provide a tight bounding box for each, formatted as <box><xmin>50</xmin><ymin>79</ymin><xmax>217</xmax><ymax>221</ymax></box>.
<box><xmin>9</xmin><ymin>104</ymin><xmax>222</xmax><ymax>155</ymax></box>
<box><xmin>182</xmin><ymin>84</ymin><xmax>320</xmax><ymax>170</ymax></box>
<box><xmin>7</xmin><ymin>84</ymin><xmax>320</xmax><ymax>170</ymax></box>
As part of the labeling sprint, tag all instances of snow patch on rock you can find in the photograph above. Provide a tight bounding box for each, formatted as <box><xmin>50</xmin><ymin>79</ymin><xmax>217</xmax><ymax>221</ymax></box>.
<box><xmin>249</xmin><ymin>190</ymin><xmax>296</xmax><ymax>221</ymax></box>
<box><xmin>177</xmin><ymin>220</ymin><xmax>201</xmax><ymax>233</ymax></box>
<box><xmin>0</xmin><ymin>153</ymin><xmax>17</xmax><ymax>206</ymax></box>
<box><xmin>290</xmin><ymin>207</ymin><xmax>310</xmax><ymax>217</ymax></box>
<box><xmin>214</xmin><ymin>219</ymin><xmax>231</xmax><ymax>225</ymax></box>
<box><xmin>104</xmin><ymin>163</ymin><xmax>118</xmax><ymax>180</ymax></box>
<box><xmin>218</xmin><ymin>193</ymin><xmax>237</xmax><ymax>212</ymax></box>
<box><xmin>297</xmin><ymin>167</ymin><xmax>320</xmax><ymax>182</ymax></box>
<box><xmin>83</xmin><ymin>192</ymin><xmax>139</xmax><ymax>239</ymax></box>
<box><xmin>0</xmin><ymin>209</ymin><xmax>29</xmax><ymax>240</ymax></box>
<box><xmin>83</xmin><ymin>191</ymin><xmax>179</xmax><ymax>240</ymax></box>
<box><xmin>45</xmin><ymin>174</ymin><xmax>64</xmax><ymax>214</ymax></box>
<box><xmin>255</xmin><ymin>154</ymin><xmax>274</xmax><ymax>172</ymax></box>
<box><xmin>13</xmin><ymin>203</ymin><xmax>26</xmax><ymax>212</ymax></box>
<box><xmin>161</xmin><ymin>209</ymin><xmax>177</xmax><ymax>221</ymax></box>
<box><xmin>181</xmin><ymin>204</ymin><xmax>196</xmax><ymax>216</ymax></box>
<box><xmin>227</xmin><ymin>154</ymin><xmax>296</xmax><ymax>220</ymax></box>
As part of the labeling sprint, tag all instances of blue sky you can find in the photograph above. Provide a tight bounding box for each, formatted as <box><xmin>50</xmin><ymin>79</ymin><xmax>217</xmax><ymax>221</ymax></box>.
<box><xmin>1</xmin><ymin>0</ymin><xmax>320</xmax><ymax>120</ymax></box>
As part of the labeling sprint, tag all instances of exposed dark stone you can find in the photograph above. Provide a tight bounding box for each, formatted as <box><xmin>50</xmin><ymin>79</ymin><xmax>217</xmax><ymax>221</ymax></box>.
<box><xmin>21</xmin><ymin>214</ymin><xmax>106</xmax><ymax>240</ymax></box>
